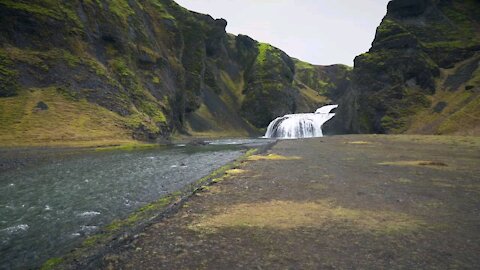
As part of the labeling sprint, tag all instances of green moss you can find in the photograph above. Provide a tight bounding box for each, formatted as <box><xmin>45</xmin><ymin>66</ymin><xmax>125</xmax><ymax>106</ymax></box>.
<box><xmin>256</xmin><ymin>43</ymin><xmax>271</xmax><ymax>65</ymax></box>
<box><xmin>357</xmin><ymin>52</ymin><xmax>388</xmax><ymax>67</ymax></box>
<box><xmin>83</xmin><ymin>57</ymin><xmax>108</xmax><ymax>77</ymax></box>
<box><xmin>0</xmin><ymin>51</ymin><xmax>18</xmax><ymax>97</ymax></box>
<box><xmin>81</xmin><ymin>234</ymin><xmax>104</xmax><ymax>247</ymax></box>
<box><xmin>138</xmin><ymin>100</ymin><xmax>167</xmax><ymax>124</ymax></box>
<box><xmin>108</xmin><ymin>0</ymin><xmax>135</xmax><ymax>24</ymax></box>
<box><xmin>149</xmin><ymin>0</ymin><xmax>175</xmax><ymax>20</ymax></box>
<box><xmin>94</xmin><ymin>142</ymin><xmax>161</xmax><ymax>151</ymax></box>
<box><xmin>0</xmin><ymin>0</ymin><xmax>59</xmax><ymax>19</ymax></box>
<box><xmin>61</xmin><ymin>50</ymin><xmax>81</xmax><ymax>68</ymax></box>
<box><xmin>422</xmin><ymin>40</ymin><xmax>467</xmax><ymax>49</ymax></box>
<box><xmin>105</xmin><ymin>194</ymin><xmax>177</xmax><ymax>232</ymax></box>
<box><xmin>195</xmin><ymin>148</ymin><xmax>258</xmax><ymax>186</ymax></box>
<box><xmin>377</xmin><ymin>19</ymin><xmax>403</xmax><ymax>34</ymax></box>
<box><xmin>40</xmin><ymin>257</ymin><xmax>64</xmax><ymax>270</ymax></box>
<box><xmin>254</xmin><ymin>43</ymin><xmax>285</xmax><ymax>75</ymax></box>
<box><xmin>381</xmin><ymin>115</ymin><xmax>405</xmax><ymax>133</ymax></box>
<box><xmin>110</xmin><ymin>58</ymin><xmax>134</xmax><ymax>78</ymax></box>
<box><xmin>0</xmin><ymin>0</ymin><xmax>82</xmax><ymax>27</ymax></box>
<box><xmin>438</xmin><ymin>94</ymin><xmax>480</xmax><ymax>134</ymax></box>
<box><xmin>152</xmin><ymin>76</ymin><xmax>161</xmax><ymax>84</ymax></box>
<box><xmin>294</xmin><ymin>59</ymin><xmax>316</xmax><ymax>70</ymax></box>
<box><xmin>0</xmin><ymin>87</ymin><xmax>143</xmax><ymax>147</ymax></box>
<box><xmin>3</xmin><ymin>47</ymin><xmax>81</xmax><ymax>70</ymax></box>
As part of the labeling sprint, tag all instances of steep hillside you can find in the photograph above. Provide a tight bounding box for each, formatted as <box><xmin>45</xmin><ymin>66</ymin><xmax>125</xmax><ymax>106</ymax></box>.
<box><xmin>327</xmin><ymin>0</ymin><xmax>480</xmax><ymax>135</ymax></box>
<box><xmin>293</xmin><ymin>59</ymin><xmax>351</xmax><ymax>112</ymax></box>
<box><xmin>0</xmin><ymin>0</ymin><xmax>336</xmax><ymax>146</ymax></box>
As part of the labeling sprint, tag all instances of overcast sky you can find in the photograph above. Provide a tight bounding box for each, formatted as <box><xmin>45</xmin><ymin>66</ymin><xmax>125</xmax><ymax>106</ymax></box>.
<box><xmin>174</xmin><ymin>0</ymin><xmax>391</xmax><ymax>66</ymax></box>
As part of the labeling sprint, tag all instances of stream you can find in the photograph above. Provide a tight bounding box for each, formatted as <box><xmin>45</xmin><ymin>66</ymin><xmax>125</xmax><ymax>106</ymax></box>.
<box><xmin>0</xmin><ymin>139</ymin><xmax>271</xmax><ymax>269</ymax></box>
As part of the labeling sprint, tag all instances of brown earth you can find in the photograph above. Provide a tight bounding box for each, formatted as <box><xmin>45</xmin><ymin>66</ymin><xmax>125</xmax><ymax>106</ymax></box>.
<box><xmin>95</xmin><ymin>135</ymin><xmax>480</xmax><ymax>269</ymax></box>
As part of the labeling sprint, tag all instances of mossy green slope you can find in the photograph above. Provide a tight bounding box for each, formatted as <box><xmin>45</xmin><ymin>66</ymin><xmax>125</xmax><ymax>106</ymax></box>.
<box><xmin>293</xmin><ymin>59</ymin><xmax>351</xmax><ymax>113</ymax></box>
<box><xmin>327</xmin><ymin>0</ymin><xmax>480</xmax><ymax>135</ymax></box>
<box><xmin>0</xmin><ymin>0</ymin><xmax>335</xmax><ymax>145</ymax></box>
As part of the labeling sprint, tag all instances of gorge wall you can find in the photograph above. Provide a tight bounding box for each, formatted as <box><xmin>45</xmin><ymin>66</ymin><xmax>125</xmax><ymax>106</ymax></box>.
<box><xmin>326</xmin><ymin>0</ymin><xmax>480</xmax><ymax>135</ymax></box>
<box><xmin>0</xmin><ymin>0</ymin><xmax>478</xmax><ymax>145</ymax></box>
<box><xmin>0</xmin><ymin>0</ymin><xmax>341</xmax><ymax>145</ymax></box>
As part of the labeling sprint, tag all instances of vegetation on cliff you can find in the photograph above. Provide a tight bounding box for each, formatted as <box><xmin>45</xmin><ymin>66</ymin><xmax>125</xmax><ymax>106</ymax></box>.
<box><xmin>0</xmin><ymin>0</ymin><xmax>338</xmax><ymax>146</ymax></box>
<box><xmin>328</xmin><ymin>0</ymin><xmax>480</xmax><ymax>135</ymax></box>
<box><xmin>1</xmin><ymin>0</ymin><xmax>477</xmax><ymax>143</ymax></box>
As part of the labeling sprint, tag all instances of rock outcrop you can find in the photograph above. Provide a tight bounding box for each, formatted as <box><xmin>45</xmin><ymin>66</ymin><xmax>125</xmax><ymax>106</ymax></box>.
<box><xmin>0</xmin><ymin>0</ymin><xmax>340</xmax><ymax>144</ymax></box>
<box><xmin>326</xmin><ymin>0</ymin><xmax>480</xmax><ymax>135</ymax></box>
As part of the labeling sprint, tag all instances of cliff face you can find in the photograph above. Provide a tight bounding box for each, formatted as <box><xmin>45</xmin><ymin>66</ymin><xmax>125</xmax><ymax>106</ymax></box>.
<box><xmin>0</xmin><ymin>0</ymin><xmax>338</xmax><ymax>145</ymax></box>
<box><xmin>3</xmin><ymin>0</ymin><xmax>474</xmax><ymax>143</ymax></box>
<box><xmin>327</xmin><ymin>0</ymin><xmax>480</xmax><ymax>135</ymax></box>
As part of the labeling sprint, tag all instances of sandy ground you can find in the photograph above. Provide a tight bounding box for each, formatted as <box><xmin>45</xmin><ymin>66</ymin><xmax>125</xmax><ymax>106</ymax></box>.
<box><xmin>87</xmin><ymin>135</ymin><xmax>479</xmax><ymax>269</ymax></box>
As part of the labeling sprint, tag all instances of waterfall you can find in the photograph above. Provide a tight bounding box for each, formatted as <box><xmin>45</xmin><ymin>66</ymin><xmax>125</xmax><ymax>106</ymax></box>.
<box><xmin>264</xmin><ymin>105</ymin><xmax>338</xmax><ymax>139</ymax></box>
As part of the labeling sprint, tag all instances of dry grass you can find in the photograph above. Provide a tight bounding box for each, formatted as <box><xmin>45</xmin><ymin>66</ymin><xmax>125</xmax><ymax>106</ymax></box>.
<box><xmin>394</xmin><ymin>178</ymin><xmax>414</xmax><ymax>184</ymax></box>
<box><xmin>0</xmin><ymin>87</ymin><xmax>138</xmax><ymax>147</ymax></box>
<box><xmin>308</xmin><ymin>182</ymin><xmax>328</xmax><ymax>191</ymax></box>
<box><xmin>247</xmin><ymin>154</ymin><xmax>302</xmax><ymax>161</ymax></box>
<box><xmin>225</xmin><ymin>169</ymin><xmax>248</xmax><ymax>175</ymax></box>
<box><xmin>407</xmin><ymin>90</ymin><xmax>480</xmax><ymax>136</ymax></box>
<box><xmin>190</xmin><ymin>200</ymin><xmax>424</xmax><ymax>234</ymax></box>
<box><xmin>379</xmin><ymin>160</ymin><xmax>448</xmax><ymax>168</ymax></box>
<box><xmin>370</xmin><ymin>134</ymin><xmax>480</xmax><ymax>147</ymax></box>
<box><xmin>346</xmin><ymin>141</ymin><xmax>372</xmax><ymax>145</ymax></box>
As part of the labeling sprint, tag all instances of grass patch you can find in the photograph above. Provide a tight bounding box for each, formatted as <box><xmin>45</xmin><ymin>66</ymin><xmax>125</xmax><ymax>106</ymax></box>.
<box><xmin>432</xmin><ymin>181</ymin><xmax>455</xmax><ymax>188</ymax></box>
<box><xmin>378</xmin><ymin>135</ymin><xmax>480</xmax><ymax>147</ymax></box>
<box><xmin>247</xmin><ymin>153</ymin><xmax>301</xmax><ymax>161</ymax></box>
<box><xmin>94</xmin><ymin>142</ymin><xmax>162</xmax><ymax>151</ymax></box>
<box><xmin>346</xmin><ymin>141</ymin><xmax>372</xmax><ymax>145</ymax></box>
<box><xmin>225</xmin><ymin>169</ymin><xmax>248</xmax><ymax>175</ymax></box>
<box><xmin>379</xmin><ymin>160</ymin><xmax>448</xmax><ymax>168</ymax></box>
<box><xmin>108</xmin><ymin>0</ymin><xmax>135</xmax><ymax>25</ymax></box>
<box><xmin>40</xmin><ymin>257</ymin><xmax>63</xmax><ymax>270</ymax></box>
<box><xmin>195</xmin><ymin>148</ymin><xmax>258</xmax><ymax>186</ymax></box>
<box><xmin>190</xmin><ymin>200</ymin><xmax>424</xmax><ymax>234</ymax></box>
<box><xmin>394</xmin><ymin>178</ymin><xmax>414</xmax><ymax>184</ymax></box>
<box><xmin>0</xmin><ymin>87</ymin><xmax>139</xmax><ymax>147</ymax></box>
<box><xmin>308</xmin><ymin>183</ymin><xmax>327</xmax><ymax>191</ymax></box>
<box><xmin>104</xmin><ymin>194</ymin><xmax>179</xmax><ymax>232</ymax></box>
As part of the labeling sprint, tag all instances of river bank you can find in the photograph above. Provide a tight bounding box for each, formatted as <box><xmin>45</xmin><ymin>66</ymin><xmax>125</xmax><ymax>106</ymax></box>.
<box><xmin>58</xmin><ymin>134</ymin><xmax>480</xmax><ymax>269</ymax></box>
<box><xmin>0</xmin><ymin>139</ymin><xmax>273</xmax><ymax>269</ymax></box>
<box><xmin>0</xmin><ymin>134</ymin><xmax>266</xmax><ymax>173</ymax></box>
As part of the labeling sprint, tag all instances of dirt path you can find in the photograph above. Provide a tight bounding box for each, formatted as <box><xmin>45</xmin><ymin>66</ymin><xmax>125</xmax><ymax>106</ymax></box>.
<box><xmin>100</xmin><ymin>135</ymin><xmax>480</xmax><ymax>269</ymax></box>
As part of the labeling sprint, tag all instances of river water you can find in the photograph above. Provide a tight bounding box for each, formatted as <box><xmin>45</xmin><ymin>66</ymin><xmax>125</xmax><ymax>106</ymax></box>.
<box><xmin>0</xmin><ymin>139</ymin><xmax>270</xmax><ymax>269</ymax></box>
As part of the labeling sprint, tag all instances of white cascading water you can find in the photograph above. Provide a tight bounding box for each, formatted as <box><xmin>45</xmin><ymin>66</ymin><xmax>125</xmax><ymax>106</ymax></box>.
<box><xmin>264</xmin><ymin>105</ymin><xmax>338</xmax><ymax>139</ymax></box>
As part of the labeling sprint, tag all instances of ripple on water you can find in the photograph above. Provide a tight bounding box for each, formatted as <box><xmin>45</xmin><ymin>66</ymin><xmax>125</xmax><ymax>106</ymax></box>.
<box><xmin>1</xmin><ymin>224</ymin><xmax>29</xmax><ymax>234</ymax></box>
<box><xmin>77</xmin><ymin>211</ymin><xmax>101</xmax><ymax>217</ymax></box>
<box><xmin>80</xmin><ymin>225</ymin><xmax>98</xmax><ymax>234</ymax></box>
<box><xmin>0</xmin><ymin>141</ymin><xmax>254</xmax><ymax>269</ymax></box>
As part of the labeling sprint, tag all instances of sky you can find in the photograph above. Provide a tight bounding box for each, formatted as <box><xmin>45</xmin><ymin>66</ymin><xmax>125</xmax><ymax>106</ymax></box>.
<box><xmin>174</xmin><ymin>0</ymin><xmax>391</xmax><ymax>66</ymax></box>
